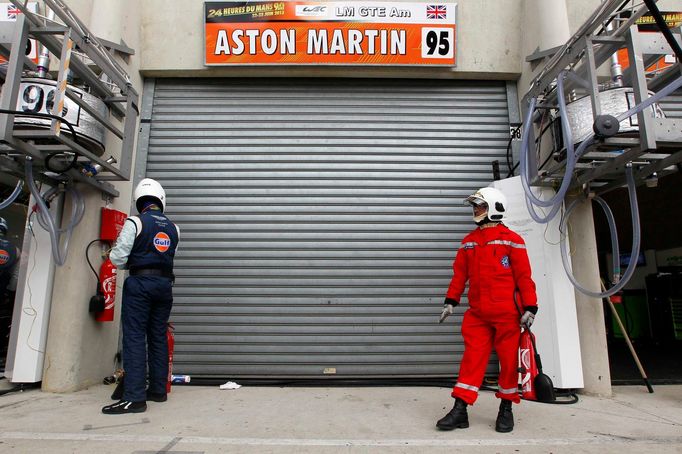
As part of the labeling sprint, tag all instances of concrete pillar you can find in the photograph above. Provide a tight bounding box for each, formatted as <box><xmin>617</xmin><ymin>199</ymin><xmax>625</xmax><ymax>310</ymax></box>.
<box><xmin>88</xmin><ymin>0</ymin><xmax>123</xmax><ymax>42</ymax></box>
<box><xmin>41</xmin><ymin>0</ymin><xmax>136</xmax><ymax>392</ymax></box>
<box><xmin>566</xmin><ymin>195</ymin><xmax>612</xmax><ymax>396</ymax></box>
<box><xmin>42</xmin><ymin>192</ymin><xmax>120</xmax><ymax>392</ymax></box>
<box><xmin>518</xmin><ymin>0</ymin><xmax>570</xmax><ymax>96</ymax></box>
<box><xmin>516</xmin><ymin>0</ymin><xmax>613</xmax><ymax>396</ymax></box>
<box><xmin>533</xmin><ymin>0</ymin><xmax>571</xmax><ymax>48</ymax></box>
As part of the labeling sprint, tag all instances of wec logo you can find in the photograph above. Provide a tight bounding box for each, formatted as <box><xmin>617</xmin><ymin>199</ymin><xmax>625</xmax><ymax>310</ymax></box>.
<box><xmin>153</xmin><ymin>232</ymin><xmax>171</xmax><ymax>253</ymax></box>
<box><xmin>295</xmin><ymin>5</ymin><xmax>327</xmax><ymax>16</ymax></box>
<box><xmin>0</xmin><ymin>249</ymin><xmax>9</xmax><ymax>265</ymax></box>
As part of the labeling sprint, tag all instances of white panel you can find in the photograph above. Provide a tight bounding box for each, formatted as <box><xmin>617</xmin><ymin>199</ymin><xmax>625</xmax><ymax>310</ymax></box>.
<box><xmin>4</xmin><ymin>194</ymin><xmax>59</xmax><ymax>383</ymax></box>
<box><xmin>492</xmin><ymin>176</ymin><xmax>584</xmax><ymax>389</ymax></box>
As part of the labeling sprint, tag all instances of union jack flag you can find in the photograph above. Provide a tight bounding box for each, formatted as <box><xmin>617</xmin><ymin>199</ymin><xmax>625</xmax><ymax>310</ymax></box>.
<box><xmin>426</xmin><ymin>5</ymin><xmax>447</xmax><ymax>19</ymax></box>
<box><xmin>7</xmin><ymin>6</ymin><xmax>21</xmax><ymax>20</ymax></box>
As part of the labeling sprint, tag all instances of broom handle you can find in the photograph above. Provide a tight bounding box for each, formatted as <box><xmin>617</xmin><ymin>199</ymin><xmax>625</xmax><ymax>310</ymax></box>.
<box><xmin>601</xmin><ymin>281</ymin><xmax>654</xmax><ymax>393</ymax></box>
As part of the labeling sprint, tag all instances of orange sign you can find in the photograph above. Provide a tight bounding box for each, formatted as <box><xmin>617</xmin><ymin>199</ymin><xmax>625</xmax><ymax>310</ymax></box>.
<box><xmin>205</xmin><ymin>1</ymin><xmax>457</xmax><ymax>66</ymax></box>
<box><xmin>616</xmin><ymin>11</ymin><xmax>681</xmax><ymax>74</ymax></box>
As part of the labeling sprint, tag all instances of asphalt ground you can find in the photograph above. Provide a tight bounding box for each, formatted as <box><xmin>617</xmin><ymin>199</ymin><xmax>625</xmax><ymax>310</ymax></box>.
<box><xmin>0</xmin><ymin>382</ymin><xmax>680</xmax><ymax>453</ymax></box>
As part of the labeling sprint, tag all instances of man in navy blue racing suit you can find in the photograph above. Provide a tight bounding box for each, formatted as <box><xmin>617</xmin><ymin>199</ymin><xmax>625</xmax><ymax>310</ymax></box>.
<box><xmin>102</xmin><ymin>178</ymin><xmax>180</xmax><ymax>415</ymax></box>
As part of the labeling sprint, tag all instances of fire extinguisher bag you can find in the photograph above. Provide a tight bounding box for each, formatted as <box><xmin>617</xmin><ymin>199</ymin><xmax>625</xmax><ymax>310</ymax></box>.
<box><xmin>520</xmin><ymin>328</ymin><xmax>556</xmax><ymax>403</ymax></box>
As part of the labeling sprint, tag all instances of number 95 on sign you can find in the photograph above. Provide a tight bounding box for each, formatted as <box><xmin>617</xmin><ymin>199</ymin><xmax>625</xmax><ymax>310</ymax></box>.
<box><xmin>421</xmin><ymin>27</ymin><xmax>454</xmax><ymax>60</ymax></box>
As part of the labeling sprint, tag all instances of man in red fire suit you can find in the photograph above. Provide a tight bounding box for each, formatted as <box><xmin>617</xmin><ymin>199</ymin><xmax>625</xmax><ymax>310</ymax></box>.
<box><xmin>437</xmin><ymin>187</ymin><xmax>537</xmax><ymax>433</ymax></box>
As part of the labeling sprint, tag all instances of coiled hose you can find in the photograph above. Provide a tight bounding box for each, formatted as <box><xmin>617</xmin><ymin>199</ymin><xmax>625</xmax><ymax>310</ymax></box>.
<box><xmin>519</xmin><ymin>72</ymin><xmax>682</xmax><ymax>297</ymax></box>
<box><xmin>25</xmin><ymin>158</ymin><xmax>84</xmax><ymax>266</ymax></box>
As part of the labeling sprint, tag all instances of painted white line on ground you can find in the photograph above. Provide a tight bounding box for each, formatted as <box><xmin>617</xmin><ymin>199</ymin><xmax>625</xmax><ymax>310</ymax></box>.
<box><xmin>1</xmin><ymin>432</ymin><xmax>682</xmax><ymax>447</ymax></box>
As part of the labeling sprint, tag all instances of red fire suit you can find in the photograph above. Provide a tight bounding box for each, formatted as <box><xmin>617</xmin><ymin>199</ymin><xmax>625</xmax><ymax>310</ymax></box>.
<box><xmin>445</xmin><ymin>223</ymin><xmax>537</xmax><ymax>405</ymax></box>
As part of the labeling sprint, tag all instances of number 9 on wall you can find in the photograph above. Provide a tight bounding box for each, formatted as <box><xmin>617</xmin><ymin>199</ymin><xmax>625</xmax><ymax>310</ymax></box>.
<box><xmin>421</xmin><ymin>27</ymin><xmax>455</xmax><ymax>60</ymax></box>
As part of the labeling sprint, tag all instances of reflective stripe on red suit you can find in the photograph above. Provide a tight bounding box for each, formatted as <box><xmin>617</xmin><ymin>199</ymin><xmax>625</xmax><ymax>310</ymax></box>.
<box><xmin>446</xmin><ymin>223</ymin><xmax>537</xmax><ymax>405</ymax></box>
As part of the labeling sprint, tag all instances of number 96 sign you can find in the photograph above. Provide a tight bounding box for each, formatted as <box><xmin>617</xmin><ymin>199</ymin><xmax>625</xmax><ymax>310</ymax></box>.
<box><xmin>421</xmin><ymin>27</ymin><xmax>454</xmax><ymax>59</ymax></box>
<box><xmin>15</xmin><ymin>80</ymin><xmax>82</xmax><ymax>126</ymax></box>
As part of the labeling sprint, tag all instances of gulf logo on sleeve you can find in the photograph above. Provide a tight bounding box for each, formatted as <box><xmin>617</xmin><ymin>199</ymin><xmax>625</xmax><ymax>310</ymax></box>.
<box><xmin>153</xmin><ymin>232</ymin><xmax>171</xmax><ymax>253</ymax></box>
<box><xmin>0</xmin><ymin>249</ymin><xmax>9</xmax><ymax>265</ymax></box>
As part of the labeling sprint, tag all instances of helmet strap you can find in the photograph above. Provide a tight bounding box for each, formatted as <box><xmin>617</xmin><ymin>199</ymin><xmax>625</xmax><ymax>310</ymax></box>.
<box><xmin>138</xmin><ymin>197</ymin><xmax>162</xmax><ymax>213</ymax></box>
<box><xmin>476</xmin><ymin>217</ymin><xmax>500</xmax><ymax>227</ymax></box>
<box><xmin>141</xmin><ymin>201</ymin><xmax>161</xmax><ymax>213</ymax></box>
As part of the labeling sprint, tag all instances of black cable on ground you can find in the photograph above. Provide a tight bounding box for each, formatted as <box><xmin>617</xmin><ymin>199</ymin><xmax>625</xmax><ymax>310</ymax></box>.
<box><xmin>0</xmin><ymin>385</ymin><xmax>23</xmax><ymax>396</ymax></box>
<box><xmin>0</xmin><ymin>382</ymin><xmax>39</xmax><ymax>396</ymax></box>
<box><xmin>481</xmin><ymin>384</ymin><xmax>579</xmax><ymax>404</ymax></box>
<box><xmin>543</xmin><ymin>391</ymin><xmax>579</xmax><ymax>405</ymax></box>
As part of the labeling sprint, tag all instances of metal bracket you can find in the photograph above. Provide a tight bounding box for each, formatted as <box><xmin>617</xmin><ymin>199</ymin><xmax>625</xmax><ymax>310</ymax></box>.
<box><xmin>520</xmin><ymin>1</ymin><xmax>682</xmax><ymax>197</ymax></box>
<box><xmin>0</xmin><ymin>0</ymin><xmax>138</xmax><ymax>198</ymax></box>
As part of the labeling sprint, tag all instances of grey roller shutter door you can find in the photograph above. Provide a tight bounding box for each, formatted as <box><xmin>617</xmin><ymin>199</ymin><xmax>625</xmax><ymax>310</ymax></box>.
<box><xmin>146</xmin><ymin>78</ymin><xmax>511</xmax><ymax>379</ymax></box>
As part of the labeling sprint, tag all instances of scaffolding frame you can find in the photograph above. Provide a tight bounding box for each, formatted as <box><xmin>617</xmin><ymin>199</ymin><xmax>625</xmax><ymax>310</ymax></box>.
<box><xmin>0</xmin><ymin>0</ymin><xmax>139</xmax><ymax>197</ymax></box>
<box><xmin>521</xmin><ymin>0</ymin><xmax>682</xmax><ymax>196</ymax></box>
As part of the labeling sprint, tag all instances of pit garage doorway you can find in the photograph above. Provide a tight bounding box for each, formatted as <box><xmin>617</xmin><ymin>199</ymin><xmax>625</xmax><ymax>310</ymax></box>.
<box><xmin>144</xmin><ymin>77</ymin><xmax>514</xmax><ymax>381</ymax></box>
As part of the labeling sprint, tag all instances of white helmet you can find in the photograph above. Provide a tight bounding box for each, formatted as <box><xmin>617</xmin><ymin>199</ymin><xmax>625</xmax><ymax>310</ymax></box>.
<box><xmin>465</xmin><ymin>187</ymin><xmax>507</xmax><ymax>224</ymax></box>
<box><xmin>134</xmin><ymin>178</ymin><xmax>166</xmax><ymax>213</ymax></box>
<box><xmin>0</xmin><ymin>217</ymin><xmax>7</xmax><ymax>235</ymax></box>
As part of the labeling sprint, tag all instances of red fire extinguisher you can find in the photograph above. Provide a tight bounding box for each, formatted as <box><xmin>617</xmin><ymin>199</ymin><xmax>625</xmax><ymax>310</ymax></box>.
<box><xmin>95</xmin><ymin>256</ymin><xmax>117</xmax><ymax>322</ymax></box>
<box><xmin>519</xmin><ymin>328</ymin><xmax>538</xmax><ymax>401</ymax></box>
<box><xmin>94</xmin><ymin>208</ymin><xmax>126</xmax><ymax>322</ymax></box>
<box><xmin>519</xmin><ymin>327</ymin><xmax>556</xmax><ymax>403</ymax></box>
<box><xmin>167</xmin><ymin>323</ymin><xmax>175</xmax><ymax>393</ymax></box>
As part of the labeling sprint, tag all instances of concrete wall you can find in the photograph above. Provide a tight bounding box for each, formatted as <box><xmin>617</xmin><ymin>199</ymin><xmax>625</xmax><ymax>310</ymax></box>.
<box><xmin>41</xmin><ymin>0</ymin><xmax>143</xmax><ymax>392</ymax></box>
<box><xmin>139</xmin><ymin>0</ymin><xmax>523</xmax><ymax>79</ymax></box>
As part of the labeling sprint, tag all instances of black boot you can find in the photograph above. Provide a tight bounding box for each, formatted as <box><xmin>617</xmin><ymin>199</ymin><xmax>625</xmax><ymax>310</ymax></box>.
<box><xmin>102</xmin><ymin>400</ymin><xmax>147</xmax><ymax>415</ymax></box>
<box><xmin>110</xmin><ymin>378</ymin><xmax>124</xmax><ymax>400</ymax></box>
<box><xmin>436</xmin><ymin>398</ymin><xmax>469</xmax><ymax>430</ymax></box>
<box><xmin>146</xmin><ymin>391</ymin><xmax>167</xmax><ymax>402</ymax></box>
<box><xmin>495</xmin><ymin>399</ymin><xmax>514</xmax><ymax>433</ymax></box>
